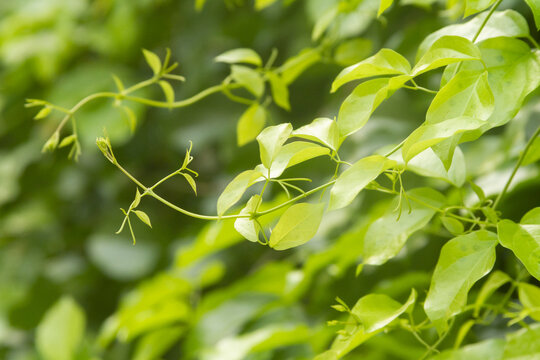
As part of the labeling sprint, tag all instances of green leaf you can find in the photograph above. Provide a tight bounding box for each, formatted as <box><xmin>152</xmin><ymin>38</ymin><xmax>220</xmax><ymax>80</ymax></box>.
<box><xmin>279</xmin><ymin>48</ymin><xmax>321</xmax><ymax>85</ymax></box>
<box><xmin>441</xmin><ymin>216</ymin><xmax>464</xmax><ymax>235</ymax></box>
<box><xmin>256</xmin><ymin>123</ymin><xmax>293</xmax><ymax>168</ymax></box>
<box><xmin>312</xmin><ymin>5</ymin><xmax>338</xmax><ymax>41</ymax></box>
<box><xmin>237</xmin><ymin>104</ymin><xmax>267</xmax><ymax>146</ymax></box>
<box><xmin>430</xmin><ymin>338</ymin><xmax>505</xmax><ymax>360</ymax></box>
<box><xmin>378</xmin><ymin>0</ymin><xmax>394</xmax><ymax>17</ymax></box>
<box><xmin>258</xmin><ymin>141</ymin><xmax>330</xmax><ymax>178</ymax></box>
<box><xmin>412</xmin><ymin>36</ymin><xmax>481</xmax><ymax>76</ymax></box>
<box><xmin>133</xmin><ymin>188</ymin><xmax>142</xmax><ymax>208</ymax></box>
<box><xmin>525</xmin><ymin>0</ymin><xmax>540</xmax><ymax>30</ymax></box>
<box><xmin>36</xmin><ymin>297</ymin><xmax>86</xmax><ymax>360</ymax></box>
<box><xmin>42</xmin><ymin>131</ymin><xmax>59</xmax><ymax>153</ymax></box>
<box><xmin>292</xmin><ymin>117</ymin><xmax>339</xmax><ymax>150</ymax></box>
<box><xmin>523</xmin><ymin>136</ymin><xmax>540</xmax><ymax>166</ymax></box>
<box><xmin>234</xmin><ymin>195</ymin><xmax>262</xmax><ymax>242</ymax></box>
<box><xmin>255</xmin><ymin>0</ymin><xmax>279</xmax><ymax>10</ymax></box>
<box><xmin>498</xmin><ymin>207</ymin><xmax>540</xmax><ymax>280</ymax></box>
<box><xmin>333</xmin><ymin>38</ymin><xmax>373</xmax><ymax>66</ymax></box>
<box><xmin>337</xmin><ymin>78</ymin><xmax>392</xmax><ymax>138</ymax></box>
<box><xmin>417</xmin><ymin>10</ymin><xmax>530</xmax><ymax>58</ymax></box>
<box><xmin>180</xmin><ymin>172</ymin><xmax>197</xmax><ymax>195</ymax></box>
<box><xmin>464</xmin><ymin>0</ymin><xmax>497</xmax><ymax>17</ymax></box>
<box><xmin>217</xmin><ymin>169</ymin><xmax>263</xmax><ymax>216</ymax></box>
<box><xmin>121</xmin><ymin>105</ymin><xmax>137</xmax><ymax>132</ymax></box>
<box><xmin>473</xmin><ymin>270</ymin><xmax>511</xmax><ymax>316</ymax></box>
<box><xmin>269</xmin><ymin>202</ymin><xmax>325</xmax><ymax>250</ymax></box>
<box><xmin>503</xmin><ymin>325</ymin><xmax>540</xmax><ymax>359</ymax></box>
<box><xmin>133</xmin><ymin>326</ymin><xmax>184</xmax><ymax>360</ymax></box>
<box><xmin>34</xmin><ymin>106</ymin><xmax>51</xmax><ymax>120</ymax></box>
<box><xmin>518</xmin><ymin>283</ymin><xmax>540</xmax><ymax>321</ymax></box>
<box><xmin>362</xmin><ymin>188</ymin><xmax>445</xmax><ymax>265</ymax></box>
<box><xmin>158</xmin><ymin>80</ymin><xmax>175</xmax><ymax>105</ymax></box>
<box><xmin>427</xmin><ymin>71</ymin><xmax>493</xmax><ymax>125</ymax></box>
<box><xmin>59</xmin><ymin>134</ymin><xmax>77</xmax><ymax>148</ymax></box>
<box><xmin>230</xmin><ymin>65</ymin><xmax>264</xmax><ymax>97</ymax></box>
<box><xmin>142</xmin><ymin>49</ymin><xmax>162</xmax><ymax>76</ymax></box>
<box><xmin>351</xmin><ymin>289</ymin><xmax>416</xmax><ymax>332</ymax></box>
<box><xmin>402</xmin><ymin>116</ymin><xmax>487</xmax><ymax>162</ymax></box>
<box><xmin>267</xmin><ymin>72</ymin><xmax>290</xmax><ymax>110</ymax></box>
<box><xmin>134</xmin><ymin>210</ymin><xmax>152</xmax><ymax>228</ymax></box>
<box><xmin>331</xmin><ymin>49</ymin><xmax>411</xmax><ymax>92</ymax></box>
<box><xmin>112</xmin><ymin>74</ymin><xmax>125</xmax><ymax>92</ymax></box>
<box><xmin>329</xmin><ymin>155</ymin><xmax>396</xmax><ymax>210</ymax></box>
<box><xmin>424</xmin><ymin>230</ymin><xmax>498</xmax><ymax>331</ymax></box>
<box><xmin>215</xmin><ymin>48</ymin><xmax>262</xmax><ymax>67</ymax></box>
<box><xmin>390</xmin><ymin>146</ymin><xmax>466</xmax><ymax>187</ymax></box>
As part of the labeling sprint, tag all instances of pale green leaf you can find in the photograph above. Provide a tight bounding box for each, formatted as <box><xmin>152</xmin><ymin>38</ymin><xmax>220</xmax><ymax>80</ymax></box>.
<box><xmin>430</xmin><ymin>338</ymin><xmax>504</xmax><ymax>360</ymax></box>
<box><xmin>134</xmin><ymin>210</ymin><xmax>152</xmax><ymax>228</ymax></box>
<box><xmin>133</xmin><ymin>326</ymin><xmax>184</xmax><ymax>360</ymax></box>
<box><xmin>142</xmin><ymin>49</ymin><xmax>162</xmax><ymax>76</ymax></box>
<box><xmin>378</xmin><ymin>0</ymin><xmax>393</xmax><ymax>17</ymax></box>
<box><xmin>503</xmin><ymin>325</ymin><xmax>540</xmax><ymax>359</ymax></box>
<box><xmin>427</xmin><ymin>71</ymin><xmax>493</xmax><ymax>125</ymax></box>
<box><xmin>351</xmin><ymin>289</ymin><xmax>416</xmax><ymax>332</ymax></box>
<box><xmin>269</xmin><ymin>202</ymin><xmax>325</xmax><ymax>250</ymax></box>
<box><xmin>337</xmin><ymin>78</ymin><xmax>390</xmax><ymax>138</ymax></box>
<box><xmin>42</xmin><ymin>131</ymin><xmax>59</xmax><ymax>153</ymax></box>
<box><xmin>329</xmin><ymin>155</ymin><xmax>396</xmax><ymax>210</ymax></box>
<box><xmin>279</xmin><ymin>48</ymin><xmax>321</xmax><ymax>85</ymax></box>
<box><xmin>389</xmin><ymin>146</ymin><xmax>466</xmax><ymax>187</ymax></box>
<box><xmin>312</xmin><ymin>6</ymin><xmax>338</xmax><ymax>41</ymax></box>
<box><xmin>34</xmin><ymin>106</ymin><xmax>51</xmax><ymax>120</ymax></box>
<box><xmin>256</xmin><ymin>123</ymin><xmax>293</xmax><ymax>168</ymax></box>
<box><xmin>133</xmin><ymin>188</ymin><xmax>141</xmax><ymax>208</ymax></box>
<box><xmin>424</xmin><ymin>230</ymin><xmax>498</xmax><ymax>331</ymax></box>
<box><xmin>362</xmin><ymin>188</ymin><xmax>445</xmax><ymax>265</ymax></box>
<box><xmin>473</xmin><ymin>270</ymin><xmax>511</xmax><ymax>316</ymax></box>
<box><xmin>412</xmin><ymin>36</ymin><xmax>481</xmax><ymax>76</ymax></box>
<box><xmin>518</xmin><ymin>283</ymin><xmax>540</xmax><ymax>321</ymax></box>
<box><xmin>180</xmin><ymin>173</ymin><xmax>197</xmax><ymax>195</ymax></box>
<box><xmin>417</xmin><ymin>10</ymin><xmax>529</xmax><ymax>59</ymax></box>
<box><xmin>59</xmin><ymin>134</ymin><xmax>77</xmax><ymax>148</ymax></box>
<box><xmin>36</xmin><ymin>297</ymin><xmax>86</xmax><ymax>360</ymax></box>
<box><xmin>237</xmin><ymin>104</ymin><xmax>266</xmax><ymax>146</ymax></box>
<box><xmin>217</xmin><ymin>169</ymin><xmax>263</xmax><ymax>216</ymax></box>
<box><xmin>441</xmin><ymin>216</ymin><xmax>464</xmax><ymax>235</ymax></box>
<box><xmin>464</xmin><ymin>0</ymin><xmax>497</xmax><ymax>17</ymax></box>
<box><xmin>333</xmin><ymin>38</ymin><xmax>373</xmax><ymax>66</ymax></box>
<box><xmin>331</xmin><ymin>49</ymin><xmax>411</xmax><ymax>92</ymax></box>
<box><xmin>215</xmin><ymin>48</ymin><xmax>262</xmax><ymax>67</ymax></box>
<box><xmin>258</xmin><ymin>141</ymin><xmax>330</xmax><ymax>178</ymax></box>
<box><xmin>525</xmin><ymin>0</ymin><xmax>540</xmax><ymax>30</ymax></box>
<box><xmin>234</xmin><ymin>195</ymin><xmax>262</xmax><ymax>243</ymax></box>
<box><xmin>255</xmin><ymin>0</ymin><xmax>279</xmax><ymax>10</ymax></box>
<box><xmin>230</xmin><ymin>65</ymin><xmax>264</xmax><ymax>97</ymax></box>
<box><xmin>121</xmin><ymin>105</ymin><xmax>137</xmax><ymax>132</ymax></box>
<box><xmin>292</xmin><ymin>117</ymin><xmax>339</xmax><ymax>150</ymax></box>
<box><xmin>402</xmin><ymin>117</ymin><xmax>487</xmax><ymax>162</ymax></box>
<box><xmin>267</xmin><ymin>72</ymin><xmax>290</xmax><ymax>110</ymax></box>
<box><xmin>158</xmin><ymin>80</ymin><xmax>175</xmax><ymax>105</ymax></box>
<box><xmin>498</xmin><ymin>207</ymin><xmax>540</xmax><ymax>280</ymax></box>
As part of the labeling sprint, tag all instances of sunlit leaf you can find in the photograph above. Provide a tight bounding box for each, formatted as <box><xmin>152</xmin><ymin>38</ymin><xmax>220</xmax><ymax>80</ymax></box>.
<box><xmin>279</xmin><ymin>48</ymin><xmax>321</xmax><ymax>85</ymax></box>
<box><xmin>267</xmin><ymin>72</ymin><xmax>290</xmax><ymax>110</ymax></box>
<box><xmin>158</xmin><ymin>80</ymin><xmax>175</xmax><ymax>105</ymax></box>
<box><xmin>217</xmin><ymin>169</ymin><xmax>263</xmax><ymax>216</ymax></box>
<box><xmin>498</xmin><ymin>207</ymin><xmax>540</xmax><ymax>280</ymax></box>
<box><xmin>256</xmin><ymin>123</ymin><xmax>293</xmax><ymax>168</ymax></box>
<box><xmin>269</xmin><ymin>202</ymin><xmax>325</xmax><ymax>250</ymax></box>
<box><xmin>259</xmin><ymin>141</ymin><xmax>330</xmax><ymax>178</ymax></box>
<box><xmin>134</xmin><ymin>210</ymin><xmax>152</xmax><ymax>228</ymax></box>
<box><xmin>292</xmin><ymin>117</ymin><xmax>339</xmax><ymax>150</ymax></box>
<box><xmin>143</xmin><ymin>49</ymin><xmax>162</xmax><ymax>76</ymax></box>
<box><xmin>180</xmin><ymin>172</ymin><xmax>197</xmax><ymax>195</ymax></box>
<box><xmin>36</xmin><ymin>297</ymin><xmax>86</xmax><ymax>360</ymax></box>
<box><xmin>525</xmin><ymin>0</ymin><xmax>540</xmax><ymax>30</ymax></box>
<box><xmin>331</xmin><ymin>49</ymin><xmax>410</xmax><ymax>92</ymax></box>
<box><xmin>424</xmin><ymin>230</ymin><xmax>497</xmax><ymax>332</ymax></box>
<box><xmin>231</xmin><ymin>65</ymin><xmax>264</xmax><ymax>97</ymax></box>
<box><xmin>215</xmin><ymin>48</ymin><xmax>262</xmax><ymax>66</ymax></box>
<box><xmin>237</xmin><ymin>104</ymin><xmax>266</xmax><ymax>146</ymax></box>
<box><xmin>517</xmin><ymin>283</ymin><xmax>540</xmax><ymax>321</ymax></box>
<box><xmin>329</xmin><ymin>155</ymin><xmax>396</xmax><ymax>210</ymax></box>
<box><xmin>234</xmin><ymin>195</ymin><xmax>262</xmax><ymax>242</ymax></box>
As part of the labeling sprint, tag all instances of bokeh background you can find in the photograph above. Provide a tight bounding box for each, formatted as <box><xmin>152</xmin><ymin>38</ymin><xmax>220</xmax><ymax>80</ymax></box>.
<box><xmin>1</xmin><ymin>0</ymin><xmax>539</xmax><ymax>359</ymax></box>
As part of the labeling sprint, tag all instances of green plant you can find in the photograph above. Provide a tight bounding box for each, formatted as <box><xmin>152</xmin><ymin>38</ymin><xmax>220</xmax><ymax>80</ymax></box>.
<box><xmin>24</xmin><ymin>0</ymin><xmax>540</xmax><ymax>359</ymax></box>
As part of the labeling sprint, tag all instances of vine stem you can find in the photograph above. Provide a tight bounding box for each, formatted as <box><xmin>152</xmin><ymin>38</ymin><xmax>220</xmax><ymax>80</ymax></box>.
<box><xmin>492</xmin><ymin>125</ymin><xmax>540</xmax><ymax>210</ymax></box>
<box><xmin>472</xmin><ymin>0</ymin><xmax>503</xmax><ymax>42</ymax></box>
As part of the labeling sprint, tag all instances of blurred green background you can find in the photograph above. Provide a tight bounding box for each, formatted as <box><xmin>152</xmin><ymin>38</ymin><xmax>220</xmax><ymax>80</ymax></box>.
<box><xmin>1</xmin><ymin>0</ymin><xmax>539</xmax><ymax>359</ymax></box>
